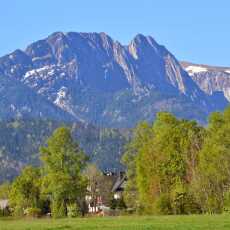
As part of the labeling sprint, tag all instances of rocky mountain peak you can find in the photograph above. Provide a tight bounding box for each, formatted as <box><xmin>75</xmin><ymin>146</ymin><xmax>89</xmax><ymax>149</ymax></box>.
<box><xmin>0</xmin><ymin>32</ymin><xmax>228</xmax><ymax>127</ymax></box>
<box><xmin>128</xmin><ymin>34</ymin><xmax>161</xmax><ymax>58</ymax></box>
<box><xmin>131</xmin><ymin>34</ymin><xmax>158</xmax><ymax>47</ymax></box>
<box><xmin>0</xmin><ymin>49</ymin><xmax>32</xmax><ymax>79</ymax></box>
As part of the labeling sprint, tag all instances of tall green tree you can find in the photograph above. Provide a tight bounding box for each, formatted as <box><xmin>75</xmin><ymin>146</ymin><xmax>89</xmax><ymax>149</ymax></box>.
<box><xmin>40</xmin><ymin>126</ymin><xmax>88</xmax><ymax>218</ymax></box>
<box><xmin>123</xmin><ymin>112</ymin><xmax>204</xmax><ymax>214</ymax></box>
<box><xmin>122</xmin><ymin>121</ymin><xmax>151</xmax><ymax>211</ymax></box>
<box><xmin>193</xmin><ymin>107</ymin><xmax>230</xmax><ymax>213</ymax></box>
<box><xmin>9</xmin><ymin>166</ymin><xmax>41</xmax><ymax>216</ymax></box>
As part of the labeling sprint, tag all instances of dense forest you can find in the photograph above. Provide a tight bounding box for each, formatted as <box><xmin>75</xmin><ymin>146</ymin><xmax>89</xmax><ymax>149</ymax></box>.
<box><xmin>0</xmin><ymin>119</ymin><xmax>130</xmax><ymax>182</ymax></box>
<box><xmin>123</xmin><ymin>106</ymin><xmax>230</xmax><ymax>214</ymax></box>
<box><xmin>0</xmin><ymin>127</ymin><xmax>127</xmax><ymax>217</ymax></box>
<box><xmin>0</xmin><ymin>107</ymin><xmax>230</xmax><ymax>217</ymax></box>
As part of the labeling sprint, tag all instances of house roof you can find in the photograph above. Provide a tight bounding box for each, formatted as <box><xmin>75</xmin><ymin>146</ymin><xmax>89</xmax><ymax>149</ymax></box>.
<box><xmin>111</xmin><ymin>175</ymin><xmax>127</xmax><ymax>193</ymax></box>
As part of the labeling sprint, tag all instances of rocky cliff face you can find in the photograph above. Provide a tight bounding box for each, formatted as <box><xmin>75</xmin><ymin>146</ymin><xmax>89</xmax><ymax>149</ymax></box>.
<box><xmin>0</xmin><ymin>32</ymin><xmax>228</xmax><ymax>127</ymax></box>
<box><xmin>181</xmin><ymin>61</ymin><xmax>230</xmax><ymax>102</ymax></box>
<box><xmin>0</xmin><ymin>74</ymin><xmax>75</xmax><ymax>121</ymax></box>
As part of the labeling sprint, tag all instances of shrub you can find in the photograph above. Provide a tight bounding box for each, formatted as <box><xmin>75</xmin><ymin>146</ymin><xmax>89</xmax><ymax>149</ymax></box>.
<box><xmin>155</xmin><ymin>193</ymin><xmax>172</xmax><ymax>215</ymax></box>
<box><xmin>109</xmin><ymin>199</ymin><xmax>117</xmax><ymax>210</ymax></box>
<box><xmin>109</xmin><ymin>198</ymin><xmax>127</xmax><ymax>210</ymax></box>
<box><xmin>24</xmin><ymin>207</ymin><xmax>41</xmax><ymax>218</ymax></box>
<box><xmin>51</xmin><ymin>200</ymin><xmax>66</xmax><ymax>218</ymax></box>
<box><xmin>67</xmin><ymin>203</ymin><xmax>81</xmax><ymax>218</ymax></box>
<box><xmin>13</xmin><ymin>206</ymin><xmax>24</xmax><ymax>217</ymax></box>
<box><xmin>116</xmin><ymin>198</ymin><xmax>127</xmax><ymax>210</ymax></box>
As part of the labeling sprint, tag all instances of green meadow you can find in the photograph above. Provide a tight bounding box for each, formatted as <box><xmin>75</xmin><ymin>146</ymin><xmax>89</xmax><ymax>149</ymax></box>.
<box><xmin>1</xmin><ymin>215</ymin><xmax>230</xmax><ymax>230</ymax></box>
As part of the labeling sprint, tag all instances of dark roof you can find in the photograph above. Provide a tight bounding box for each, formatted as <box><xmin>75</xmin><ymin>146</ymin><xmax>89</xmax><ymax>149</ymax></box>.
<box><xmin>112</xmin><ymin>175</ymin><xmax>127</xmax><ymax>193</ymax></box>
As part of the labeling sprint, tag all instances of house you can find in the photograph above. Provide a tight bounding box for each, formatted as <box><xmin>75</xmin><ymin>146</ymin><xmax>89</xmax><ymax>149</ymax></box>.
<box><xmin>111</xmin><ymin>172</ymin><xmax>127</xmax><ymax>200</ymax></box>
<box><xmin>86</xmin><ymin>194</ymin><xmax>103</xmax><ymax>213</ymax></box>
<box><xmin>86</xmin><ymin>171</ymin><xmax>127</xmax><ymax>213</ymax></box>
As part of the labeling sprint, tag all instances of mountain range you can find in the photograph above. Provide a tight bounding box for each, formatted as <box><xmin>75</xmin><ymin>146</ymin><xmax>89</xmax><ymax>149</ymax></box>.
<box><xmin>0</xmin><ymin>32</ymin><xmax>229</xmax><ymax>127</ymax></box>
<box><xmin>0</xmin><ymin>31</ymin><xmax>229</xmax><ymax>181</ymax></box>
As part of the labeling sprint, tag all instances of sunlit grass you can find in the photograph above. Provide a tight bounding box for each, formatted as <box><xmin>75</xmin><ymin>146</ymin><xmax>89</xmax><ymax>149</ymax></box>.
<box><xmin>1</xmin><ymin>215</ymin><xmax>230</xmax><ymax>230</ymax></box>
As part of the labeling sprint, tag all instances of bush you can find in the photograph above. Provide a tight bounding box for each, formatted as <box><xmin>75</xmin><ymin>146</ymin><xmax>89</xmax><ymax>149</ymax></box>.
<box><xmin>24</xmin><ymin>207</ymin><xmax>41</xmax><ymax>218</ymax></box>
<box><xmin>109</xmin><ymin>199</ymin><xmax>117</xmax><ymax>210</ymax></box>
<box><xmin>51</xmin><ymin>200</ymin><xmax>66</xmax><ymax>218</ymax></box>
<box><xmin>116</xmin><ymin>198</ymin><xmax>127</xmax><ymax>210</ymax></box>
<box><xmin>67</xmin><ymin>203</ymin><xmax>81</xmax><ymax>218</ymax></box>
<box><xmin>13</xmin><ymin>206</ymin><xmax>24</xmax><ymax>217</ymax></box>
<box><xmin>155</xmin><ymin>194</ymin><xmax>172</xmax><ymax>215</ymax></box>
<box><xmin>109</xmin><ymin>198</ymin><xmax>127</xmax><ymax>210</ymax></box>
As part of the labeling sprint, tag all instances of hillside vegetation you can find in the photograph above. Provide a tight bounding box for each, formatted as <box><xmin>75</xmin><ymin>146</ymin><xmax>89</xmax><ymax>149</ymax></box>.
<box><xmin>0</xmin><ymin>119</ymin><xmax>129</xmax><ymax>182</ymax></box>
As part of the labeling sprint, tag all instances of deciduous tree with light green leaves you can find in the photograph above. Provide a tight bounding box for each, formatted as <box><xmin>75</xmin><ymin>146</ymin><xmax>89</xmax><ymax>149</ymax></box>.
<box><xmin>9</xmin><ymin>166</ymin><xmax>41</xmax><ymax>216</ymax></box>
<box><xmin>40</xmin><ymin>126</ymin><xmax>88</xmax><ymax>218</ymax></box>
<box><xmin>122</xmin><ymin>121</ymin><xmax>152</xmax><ymax>212</ymax></box>
<box><xmin>123</xmin><ymin>112</ymin><xmax>205</xmax><ymax>214</ymax></box>
<box><xmin>193</xmin><ymin>107</ymin><xmax>230</xmax><ymax>213</ymax></box>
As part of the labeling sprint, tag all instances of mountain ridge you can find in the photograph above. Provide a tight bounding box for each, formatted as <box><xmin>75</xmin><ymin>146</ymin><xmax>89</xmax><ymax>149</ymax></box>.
<box><xmin>0</xmin><ymin>32</ymin><xmax>228</xmax><ymax>127</ymax></box>
<box><xmin>0</xmin><ymin>32</ymin><xmax>229</xmax><ymax>181</ymax></box>
<box><xmin>181</xmin><ymin>61</ymin><xmax>230</xmax><ymax>102</ymax></box>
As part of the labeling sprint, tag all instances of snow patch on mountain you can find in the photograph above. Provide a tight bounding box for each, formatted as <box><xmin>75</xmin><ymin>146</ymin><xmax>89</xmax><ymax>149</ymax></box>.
<box><xmin>186</xmin><ymin>66</ymin><xmax>208</xmax><ymax>76</ymax></box>
<box><xmin>224</xmin><ymin>88</ymin><xmax>230</xmax><ymax>101</ymax></box>
<box><xmin>224</xmin><ymin>70</ymin><xmax>230</xmax><ymax>74</ymax></box>
<box><xmin>181</xmin><ymin>62</ymin><xmax>230</xmax><ymax>102</ymax></box>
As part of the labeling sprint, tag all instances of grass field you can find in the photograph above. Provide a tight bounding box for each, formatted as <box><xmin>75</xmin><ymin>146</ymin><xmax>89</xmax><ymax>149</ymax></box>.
<box><xmin>1</xmin><ymin>215</ymin><xmax>230</xmax><ymax>230</ymax></box>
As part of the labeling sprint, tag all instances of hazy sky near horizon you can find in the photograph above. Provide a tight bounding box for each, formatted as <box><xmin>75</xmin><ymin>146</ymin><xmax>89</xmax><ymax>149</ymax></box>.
<box><xmin>1</xmin><ymin>0</ymin><xmax>230</xmax><ymax>66</ymax></box>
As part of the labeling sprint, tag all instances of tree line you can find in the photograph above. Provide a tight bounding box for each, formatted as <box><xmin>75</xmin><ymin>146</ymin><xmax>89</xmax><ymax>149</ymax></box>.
<box><xmin>0</xmin><ymin>107</ymin><xmax>230</xmax><ymax>217</ymax></box>
<box><xmin>122</xmin><ymin>106</ymin><xmax>230</xmax><ymax>214</ymax></box>
<box><xmin>0</xmin><ymin>127</ymin><xmax>124</xmax><ymax>218</ymax></box>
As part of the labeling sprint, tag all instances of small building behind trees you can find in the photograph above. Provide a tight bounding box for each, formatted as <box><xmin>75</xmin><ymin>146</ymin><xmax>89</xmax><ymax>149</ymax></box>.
<box><xmin>86</xmin><ymin>171</ymin><xmax>127</xmax><ymax>213</ymax></box>
<box><xmin>112</xmin><ymin>172</ymin><xmax>127</xmax><ymax>200</ymax></box>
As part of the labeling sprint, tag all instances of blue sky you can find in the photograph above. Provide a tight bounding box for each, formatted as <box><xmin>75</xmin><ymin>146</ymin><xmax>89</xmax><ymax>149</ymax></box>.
<box><xmin>1</xmin><ymin>0</ymin><xmax>230</xmax><ymax>66</ymax></box>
